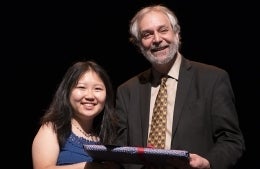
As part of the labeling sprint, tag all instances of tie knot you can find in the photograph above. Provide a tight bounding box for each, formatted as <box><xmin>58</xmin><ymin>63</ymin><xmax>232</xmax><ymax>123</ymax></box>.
<box><xmin>160</xmin><ymin>76</ymin><xmax>168</xmax><ymax>85</ymax></box>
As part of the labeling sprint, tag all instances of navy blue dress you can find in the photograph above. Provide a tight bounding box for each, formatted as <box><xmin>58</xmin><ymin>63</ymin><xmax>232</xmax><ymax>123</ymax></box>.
<box><xmin>57</xmin><ymin>132</ymin><xmax>100</xmax><ymax>165</ymax></box>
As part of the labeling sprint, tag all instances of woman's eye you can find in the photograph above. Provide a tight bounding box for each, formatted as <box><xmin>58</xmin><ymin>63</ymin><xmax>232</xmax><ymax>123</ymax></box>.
<box><xmin>95</xmin><ymin>87</ymin><xmax>103</xmax><ymax>91</ymax></box>
<box><xmin>76</xmin><ymin>86</ymin><xmax>85</xmax><ymax>89</ymax></box>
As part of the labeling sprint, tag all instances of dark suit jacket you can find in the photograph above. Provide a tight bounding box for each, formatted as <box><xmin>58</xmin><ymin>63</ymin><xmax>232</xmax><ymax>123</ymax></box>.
<box><xmin>114</xmin><ymin>57</ymin><xmax>245</xmax><ymax>169</ymax></box>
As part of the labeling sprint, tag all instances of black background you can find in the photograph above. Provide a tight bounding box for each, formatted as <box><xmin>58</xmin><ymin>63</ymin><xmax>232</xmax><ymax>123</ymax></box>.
<box><xmin>6</xmin><ymin>0</ymin><xmax>259</xmax><ymax>168</ymax></box>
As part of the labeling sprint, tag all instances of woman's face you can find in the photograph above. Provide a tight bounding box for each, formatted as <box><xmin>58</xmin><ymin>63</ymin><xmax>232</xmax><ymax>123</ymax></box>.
<box><xmin>70</xmin><ymin>70</ymin><xmax>106</xmax><ymax>120</ymax></box>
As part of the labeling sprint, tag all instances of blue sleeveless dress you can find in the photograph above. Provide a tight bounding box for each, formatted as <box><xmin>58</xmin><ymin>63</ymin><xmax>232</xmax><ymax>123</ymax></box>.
<box><xmin>57</xmin><ymin>132</ymin><xmax>100</xmax><ymax>165</ymax></box>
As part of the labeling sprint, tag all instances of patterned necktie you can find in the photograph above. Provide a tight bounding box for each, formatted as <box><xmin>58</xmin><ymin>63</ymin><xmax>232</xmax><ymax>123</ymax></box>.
<box><xmin>148</xmin><ymin>76</ymin><xmax>168</xmax><ymax>149</ymax></box>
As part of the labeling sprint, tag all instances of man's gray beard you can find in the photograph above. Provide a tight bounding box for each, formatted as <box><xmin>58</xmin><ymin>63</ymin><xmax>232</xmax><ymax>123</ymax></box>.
<box><xmin>141</xmin><ymin>43</ymin><xmax>179</xmax><ymax>65</ymax></box>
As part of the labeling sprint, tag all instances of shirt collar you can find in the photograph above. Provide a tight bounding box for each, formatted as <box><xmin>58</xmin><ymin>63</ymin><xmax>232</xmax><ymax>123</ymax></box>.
<box><xmin>152</xmin><ymin>52</ymin><xmax>181</xmax><ymax>85</ymax></box>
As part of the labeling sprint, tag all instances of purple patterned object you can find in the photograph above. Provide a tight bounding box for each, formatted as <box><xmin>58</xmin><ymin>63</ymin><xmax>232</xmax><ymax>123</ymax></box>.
<box><xmin>83</xmin><ymin>144</ymin><xmax>189</xmax><ymax>165</ymax></box>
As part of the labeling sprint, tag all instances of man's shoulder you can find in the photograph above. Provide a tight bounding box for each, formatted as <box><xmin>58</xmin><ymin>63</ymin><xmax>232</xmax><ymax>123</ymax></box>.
<box><xmin>183</xmin><ymin>57</ymin><xmax>227</xmax><ymax>74</ymax></box>
<box><xmin>118</xmin><ymin>69</ymin><xmax>151</xmax><ymax>88</ymax></box>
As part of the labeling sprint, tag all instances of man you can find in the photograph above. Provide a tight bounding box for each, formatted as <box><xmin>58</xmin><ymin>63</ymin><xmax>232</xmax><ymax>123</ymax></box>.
<box><xmin>114</xmin><ymin>4</ymin><xmax>245</xmax><ymax>169</ymax></box>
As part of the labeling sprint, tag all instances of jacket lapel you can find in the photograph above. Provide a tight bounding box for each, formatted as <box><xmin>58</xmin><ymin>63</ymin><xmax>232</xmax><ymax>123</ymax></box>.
<box><xmin>171</xmin><ymin>58</ymin><xmax>193</xmax><ymax>142</ymax></box>
<box><xmin>138</xmin><ymin>69</ymin><xmax>153</xmax><ymax>146</ymax></box>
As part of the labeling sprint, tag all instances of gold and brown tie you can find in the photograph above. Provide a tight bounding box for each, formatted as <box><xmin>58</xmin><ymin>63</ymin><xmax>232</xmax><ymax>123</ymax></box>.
<box><xmin>148</xmin><ymin>76</ymin><xmax>168</xmax><ymax>149</ymax></box>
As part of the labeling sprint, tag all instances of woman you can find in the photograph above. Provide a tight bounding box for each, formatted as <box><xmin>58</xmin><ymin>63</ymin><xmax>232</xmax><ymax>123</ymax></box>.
<box><xmin>32</xmin><ymin>61</ymin><xmax>119</xmax><ymax>169</ymax></box>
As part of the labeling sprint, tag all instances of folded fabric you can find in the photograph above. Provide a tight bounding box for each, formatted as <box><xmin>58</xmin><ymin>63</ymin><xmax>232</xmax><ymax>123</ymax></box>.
<box><xmin>83</xmin><ymin>144</ymin><xmax>189</xmax><ymax>165</ymax></box>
